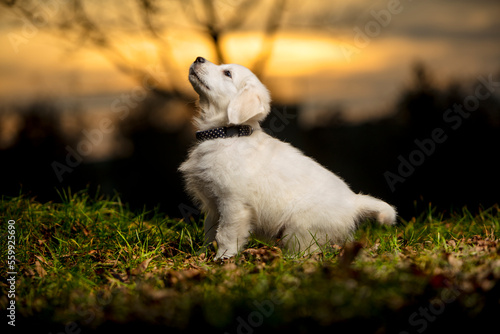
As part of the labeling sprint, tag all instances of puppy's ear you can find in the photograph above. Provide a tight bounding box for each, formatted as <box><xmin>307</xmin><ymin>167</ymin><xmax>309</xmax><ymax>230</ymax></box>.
<box><xmin>227</xmin><ymin>81</ymin><xmax>271</xmax><ymax>125</ymax></box>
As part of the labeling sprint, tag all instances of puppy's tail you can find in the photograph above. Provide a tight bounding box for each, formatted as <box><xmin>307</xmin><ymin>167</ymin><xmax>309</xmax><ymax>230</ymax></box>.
<box><xmin>355</xmin><ymin>194</ymin><xmax>397</xmax><ymax>225</ymax></box>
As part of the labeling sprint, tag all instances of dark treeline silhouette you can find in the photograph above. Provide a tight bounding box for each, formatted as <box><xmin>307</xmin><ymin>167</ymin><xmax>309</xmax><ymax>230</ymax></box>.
<box><xmin>1</xmin><ymin>64</ymin><xmax>499</xmax><ymax>219</ymax></box>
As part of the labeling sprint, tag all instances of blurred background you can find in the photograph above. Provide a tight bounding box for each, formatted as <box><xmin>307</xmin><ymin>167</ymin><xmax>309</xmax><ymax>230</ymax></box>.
<box><xmin>0</xmin><ymin>0</ymin><xmax>499</xmax><ymax>219</ymax></box>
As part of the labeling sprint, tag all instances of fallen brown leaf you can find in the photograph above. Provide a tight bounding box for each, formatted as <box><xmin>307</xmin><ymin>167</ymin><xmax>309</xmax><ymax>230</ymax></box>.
<box><xmin>130</xmin><ymin>257</ymin><xmax>154</xmax><ymax>276</ymax></box>
<box><xmin>241</xmin><ymin>246</ymin><xmax>282</xmax><ymax>263</ymax></box>
<box><xmin>34</xmin><ymin>255</ymin><xmax>49</xmax><ymax>265</ymax></box>
<box><xmin>35</xmin><ymin>260</ymin><xmax>47</xmax><ymax>278</ymax></box>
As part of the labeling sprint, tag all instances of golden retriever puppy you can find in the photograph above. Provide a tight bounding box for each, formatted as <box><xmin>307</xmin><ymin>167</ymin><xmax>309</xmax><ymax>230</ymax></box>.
<box><xmin>179</xmin><ymin>57</ymin><xmax>396</xmax><ymax>259</ymax></box>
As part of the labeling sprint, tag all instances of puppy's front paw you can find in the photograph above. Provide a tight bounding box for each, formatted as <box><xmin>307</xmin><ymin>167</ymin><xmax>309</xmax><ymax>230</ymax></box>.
<box><xmin>215</xmin><ymin>249</ymin><xmax>236</xmax><ymax>260</ymax></box>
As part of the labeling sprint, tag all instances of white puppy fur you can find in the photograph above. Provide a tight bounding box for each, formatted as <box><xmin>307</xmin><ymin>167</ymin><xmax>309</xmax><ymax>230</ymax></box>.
<box><xmin>179</xmin><ymin>57</ymin><xmax>397</xmax><ymax>259</ymax></box>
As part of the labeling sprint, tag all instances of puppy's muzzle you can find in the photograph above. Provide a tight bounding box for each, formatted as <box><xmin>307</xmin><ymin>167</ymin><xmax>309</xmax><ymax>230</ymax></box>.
<box><xmin>189</xmin><ymin>57</ymin><xmax>210</xmax><ymax>90</ymax></box>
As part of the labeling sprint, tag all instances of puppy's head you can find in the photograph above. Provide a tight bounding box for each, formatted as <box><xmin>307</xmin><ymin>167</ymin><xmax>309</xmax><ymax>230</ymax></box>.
<box><xmin>189</xmin><ymin>57</ymin><xmax>271</xmax><ymax>127</ymax></box>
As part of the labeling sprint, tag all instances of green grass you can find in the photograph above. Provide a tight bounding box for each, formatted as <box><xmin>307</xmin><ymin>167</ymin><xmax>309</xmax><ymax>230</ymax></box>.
<box><xmin>1</xmin><ymin>190</ymin><xmax>499</xmax><ymax>333</ymax></box>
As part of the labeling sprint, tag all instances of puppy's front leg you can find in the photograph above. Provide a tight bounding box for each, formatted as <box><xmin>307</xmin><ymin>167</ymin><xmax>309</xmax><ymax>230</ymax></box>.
<box><xmin>204</xmin><ymin>211</ymin><xmax>219</xmax><ymax>245</ymax></box>
<box><xmin>197</xmin><ymin>211</ymin><xmax>219</xmax><ymax>255</ymax></box>
<box><xmin>215</xmin><ymin>204</ymin><xmax>252</xmax><ymax>260</ymax></box>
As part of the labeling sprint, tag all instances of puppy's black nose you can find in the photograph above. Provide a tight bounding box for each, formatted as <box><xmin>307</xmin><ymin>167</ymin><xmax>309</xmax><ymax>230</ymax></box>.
<box><xmin>195</xmin><ymin>57</ymin><xmax>205</xmax><ymax>64</ymax></box>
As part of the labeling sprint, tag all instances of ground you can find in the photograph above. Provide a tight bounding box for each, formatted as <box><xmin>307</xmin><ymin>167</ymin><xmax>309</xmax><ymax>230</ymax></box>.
<box><xmin>1</xmin><ymin>190</ymin><xmax>499</xmax><ymax>333</ymax></box>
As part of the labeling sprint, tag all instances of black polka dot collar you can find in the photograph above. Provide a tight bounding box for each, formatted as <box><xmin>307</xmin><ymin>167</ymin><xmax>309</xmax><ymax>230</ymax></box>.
<box><xmin>196</xmin><ymin>125</ymin><xmax>254</xmax><ymax>142</ymax></box>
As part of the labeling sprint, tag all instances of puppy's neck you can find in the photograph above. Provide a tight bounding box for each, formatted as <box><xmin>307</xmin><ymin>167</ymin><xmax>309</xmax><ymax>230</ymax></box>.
<box><xmin>194</xmin><ymin>103</ymin><xmax>262</xmax><ymax>132</ymax></box>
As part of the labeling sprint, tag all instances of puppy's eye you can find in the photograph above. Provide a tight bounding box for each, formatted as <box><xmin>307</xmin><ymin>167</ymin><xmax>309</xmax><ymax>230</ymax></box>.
<box><xmin>223</xmin><ymin>70</ymin><xmax>232</xmax><ymax>78</ymax></box>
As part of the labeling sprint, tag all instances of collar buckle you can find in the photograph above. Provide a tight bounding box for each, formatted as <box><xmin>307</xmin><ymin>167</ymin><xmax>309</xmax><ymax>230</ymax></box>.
<box><xmin>226</xmin><ymin>126</ymin><xmax>240</xmax><ymax>138</ymax></box>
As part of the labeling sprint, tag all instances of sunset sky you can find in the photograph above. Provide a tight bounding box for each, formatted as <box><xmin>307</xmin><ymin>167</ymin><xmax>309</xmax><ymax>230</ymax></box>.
<box><xmin>1</xmin><ymin>0</ymin><xmax>499</xmax><ymax>124</ymax></box>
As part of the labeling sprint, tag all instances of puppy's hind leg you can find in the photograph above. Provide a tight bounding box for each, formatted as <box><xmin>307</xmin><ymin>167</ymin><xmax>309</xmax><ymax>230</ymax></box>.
<box><xmin>355</xmin><ymin>194</ymin><xmax>397</xmax><ymax>225</ymax></box>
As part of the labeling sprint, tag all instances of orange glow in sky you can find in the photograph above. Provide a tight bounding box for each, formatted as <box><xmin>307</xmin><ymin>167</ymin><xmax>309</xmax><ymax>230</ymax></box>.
<box><xmin>0</xmin><ymin>0</ymin><xmax>499</xmax><ymax>124</ymax></box>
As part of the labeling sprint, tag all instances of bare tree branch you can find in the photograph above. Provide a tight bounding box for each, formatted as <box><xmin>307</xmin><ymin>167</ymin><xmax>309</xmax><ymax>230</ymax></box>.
<box><xmin>2</xmin><ymin>0</ymin><xmax>292</xmax><ymax>98</ymax></box>
<box><xmin>136</xmin><ymin>0</ymin><xmax>182</xmax><ymax>95</ymax></box>
<box><xmin>252</xmin><ymin>0</ymin><xmax>287</xmax><ymax>78</ymax></box>
<box><xmin>202</xmin><ymin>0</ymin><xmax>225</xmax><ymax>64</ymax></box>
<box><xmin>68</xmin><ymin>0</ymin><xmax>147</xmax><ymax>82</ymax></box>
<box><xmin>225</xmin><ymin>0</ymin><xmax>258</xmax><ymax>31</ymax></box>
<box><xmin>0</xmin><ymin>0</ymin><xmax>16</xmax><ymax>7</ymax></box>
<box><xmin>4</xmin><ymin>0</ymin><xmax>184</xmax><ymax>98</ymax></box>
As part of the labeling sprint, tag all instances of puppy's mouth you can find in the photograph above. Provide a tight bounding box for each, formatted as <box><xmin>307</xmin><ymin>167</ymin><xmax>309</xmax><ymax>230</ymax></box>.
<box><xmin>189</xmin><ymin>68</ymin><xmax>210</xmax><ymax>91</ymax></box>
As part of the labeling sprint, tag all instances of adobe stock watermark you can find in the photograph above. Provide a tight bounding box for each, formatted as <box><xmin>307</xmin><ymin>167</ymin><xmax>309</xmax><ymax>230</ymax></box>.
<box><xmin>224</xmin><ymin>298</ymin><xmax>281</xmax><ymax>334</ymax></box>
<box><xmin>223</xmin><ymin>285</ymin><xmax>299</xmax><ymax>334</ymax></box>
<box><xmin>339</xmin><ymin>0</ymin><xmax>414</xmax><ymax>62</ymax></box>
<box><xmin>47</xmin><ymin>288</ymin><xmax>121</xmax><ymax>334</ymax></box>
<box><xmin>6</xmin><ymin>0</ymin><xmax>70</xmax><ymax>54</ymax></box>
<box><xmin>264</xmin><ymin>106</ymin><xmax>296</xmax><ymax>137</ymax></box>
<box><xmin>51</xmin><ymin>64</ymin><xmax>167</xmax><ymax>182</ymax></box>
<box><xmin>399</xmin><ymin>281</ymin><xmax>461</xmax><ymax>334</ymax></box>
<box><xmin>384</xmin><ymin>73</ymin><xmax>500</xmax><ymax>192</ymax></box>
<box><xmin>6</xmin><ymin>219</ymin><xmax>17</xmax><ymax>327</ymax></box>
